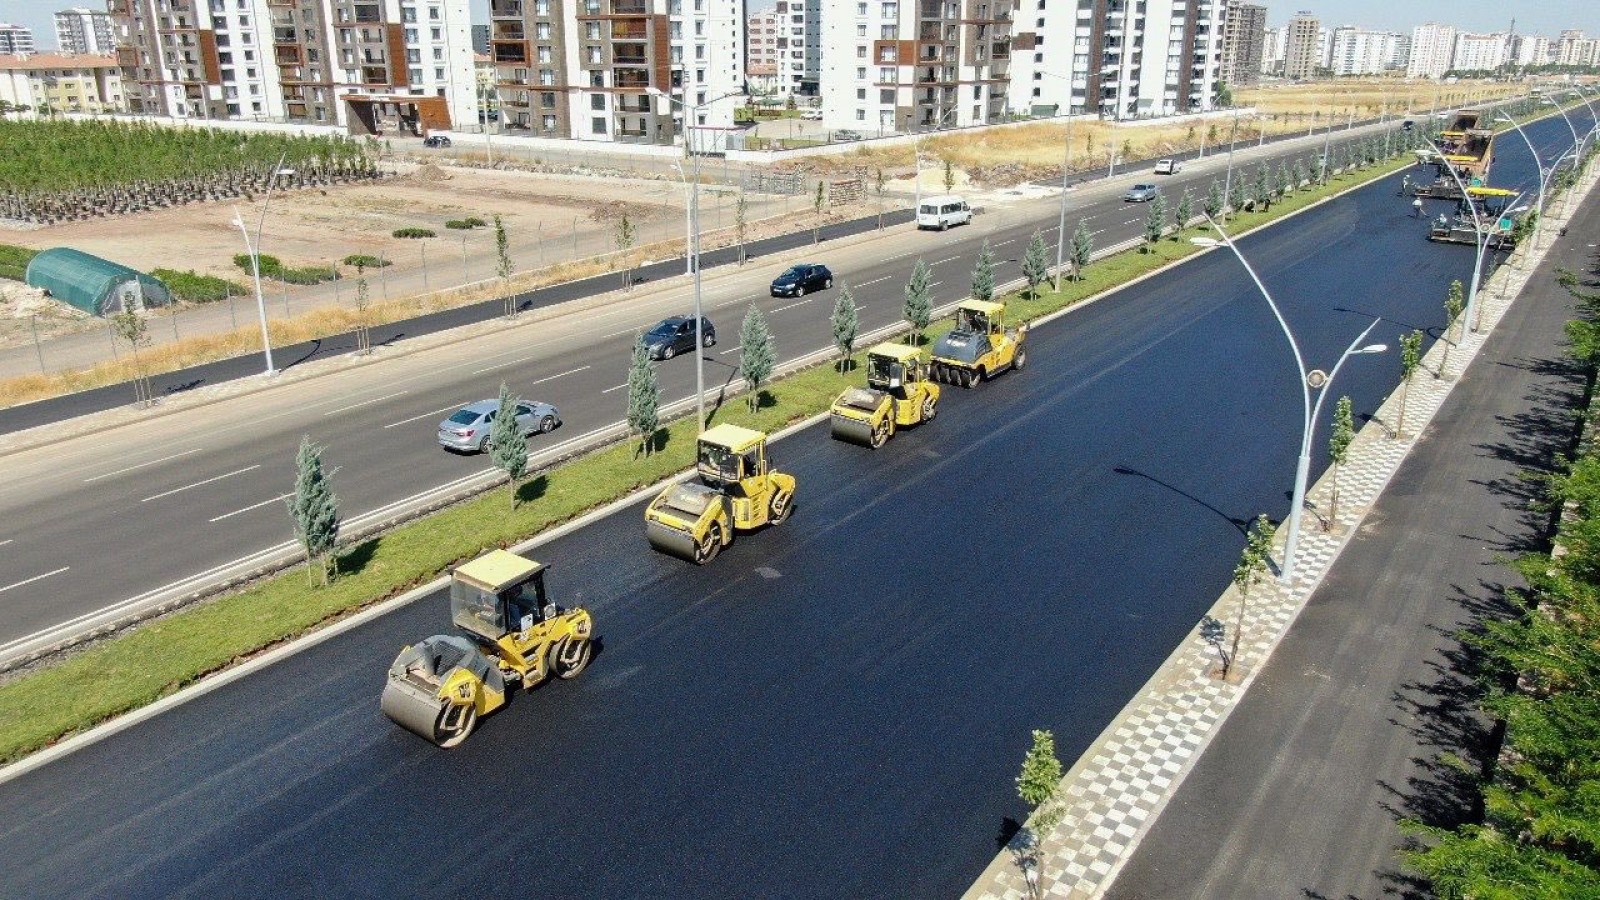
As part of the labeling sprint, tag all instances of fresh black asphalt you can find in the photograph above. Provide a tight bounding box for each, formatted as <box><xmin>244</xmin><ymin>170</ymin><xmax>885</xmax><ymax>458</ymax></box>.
<box><xmin>0</xmin><ymin>114</ymin><xmax>1582</xmax><ymax>898</ymax></box>
<box><xmin>1104</xmin><ymin>161</ymin><xmax>1600</xmax><ymax>900</ymax></box>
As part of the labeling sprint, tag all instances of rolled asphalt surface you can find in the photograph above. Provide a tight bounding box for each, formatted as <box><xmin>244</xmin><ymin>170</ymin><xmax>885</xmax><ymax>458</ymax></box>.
<box><xmin>964</xmin><ymin>148</ymin><xmax>1599</xmax><ymax>897</ymax></box>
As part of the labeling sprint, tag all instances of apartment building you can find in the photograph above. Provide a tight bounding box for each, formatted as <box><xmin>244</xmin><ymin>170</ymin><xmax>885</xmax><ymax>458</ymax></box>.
<box><xmin>112</xmin><ymin>0</ymin><xmax>477</xmax><ymax>131</ymax></box>
<box><xmin>1219</xmin><ymin>2</ymin><xmax>1266</xmax><ymax>87</ymax></box>
<box><xmin>1006</xmin><ymin>0</ymin><xmax>1224</xmax><ymax>121</ymax></box>
<box><xmin>770</xmin><ymin>0</ymin><xmax>820</xmax><ymax>96</ymax></box>
<box><xmin>1281</xmin><ymin>11</ymin><xmax>1319</xmax><ymax>80</ymax></box>
<box><xmin>0</xmin><ymin>53</ymin><xmax>124</xmax><ymax>113</ymax></box>
<box><xmin>1260</xmin><ymin>24</ymin><xmax>1286</xmax><ymax>75</ymax></box>
<box><xmin>1406</xmin><ymin>22</ymin><xmax>1454</xmax><ymax>78</ymax></box>
<box><xmin>1450</xmin><ymin>32</ymin><xmax>1508</xmax><ymax>73</ymax></box>
<box><xmin>0</xmin><ymin>24</ymin><xmax>37</xmax><ymax>55</ymax></box>
<box><xmin>489</xmin><ymin>0</ymin><xmax>745</xmax><ymax>148</ymax></box>
<box><xmin>1510</xmin><ymin>34</ymin><xmax>1550</xmax><ymax>68</ymax></box>
<box><xmin>821</xmin><ymin>0</ymin><xmax>1012</xmax><ymax>133</ymax></box>
<box><xmin>748</xmin><ymin>9</ymin><xmax>777</xmax><ymax>69</ymax></box>
<box><xmin>1328</xmin><ymin>27</ymin><xmax>1405</xmax><ymax>76</ymax></box>
<box><xmin>57</xmin><ymin>8</ymin><xmax>118</xmax><ymax>55</ymax></box>
<box><xmin>1556</xmin><ymin>30</ymin><xmax>1599</xmax><ymax>67</ymax></box>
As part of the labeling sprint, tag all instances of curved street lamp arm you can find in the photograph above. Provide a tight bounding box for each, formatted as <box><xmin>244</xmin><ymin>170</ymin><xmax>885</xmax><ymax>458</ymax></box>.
<box><xmin>1308</xmin><ymin>317</ymin><xmax>1382</xmax><ymax>443</ymax></box>
<box><xmin>1202</xmin><ymin>213</ymin><xmax>1311</xmax><ymax>429</ymax></box>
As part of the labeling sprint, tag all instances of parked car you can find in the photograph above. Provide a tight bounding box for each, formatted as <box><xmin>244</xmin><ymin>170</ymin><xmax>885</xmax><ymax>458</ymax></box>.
<box><xmin>834</xmin><ymin>129</ymin><xmax>864</xmax><ymax>142</ymax></box>
<box><xmin>770</xmin><ymin>263</ymin><xmax>833</xmax><ymax>297</ymax></box>
<box><xmin>1123</xmin><ymin>183</ymin><xmax>1160</xmax><ymax>202</ymax></box>
<box><xmin>800</xmin><ymin>108</ymin><xmax>823</xmax><ymax>120</ymax></box>
<box><xmin>423</xmin><ymin>135</ymin><xmax>452</xmax><ymax>148</ymax></box>
<box><xmin>1154</xmin><ymin>158</ymin><xmax>1181</xmax><ymax>175</ymax></box>
<box><xmin>438</xmin><ymin>399</ymin><xmax>561</xmax><ymax>453</ymax></box>
<box><xmin>916</xmin><ymin>195</ymin><xmax>972</xmax><ymax>230</ymax></box>
<box><xmin>642</xmin><ymin>315</ymin><xmax>717</xmax><ymax>360</ymax></box>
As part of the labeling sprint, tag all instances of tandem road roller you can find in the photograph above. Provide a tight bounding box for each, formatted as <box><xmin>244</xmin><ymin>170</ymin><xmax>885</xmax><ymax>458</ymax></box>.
<box><xmin>381</xmin><ymin>550</ymin><xmax>595</xmax><ymax>747</ymax></box>
<box><xmin>830</xmin><ymin>342</ymin><xmax>940</xmax><ymax>448</ymax></box>
<box><xmin>644</xmin><ymin>424</ymin><xmax>797</xmax><ymax>564</ymax></box>
<box><xmin>930</xmin><ymin>299</ymin><xmax>1027</xmax><ymax>388</ymax></box>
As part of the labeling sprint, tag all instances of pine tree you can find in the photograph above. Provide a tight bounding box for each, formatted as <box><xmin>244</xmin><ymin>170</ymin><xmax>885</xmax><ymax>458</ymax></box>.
<box><xmin>489</xmin><ymin>381</ymin><xmax>529</xmax><ymax>507</ymax></box>
<box><xmin>287</xmin><ymin>436</ymin><xmax>341</xmax><ymax>586</ymax></box>
<box><xmin>1227</xmin><ymin>177</ymin><xmax>1247</xmax><ymax>216</ymax></box>
<box><xmin>831</xmin><ymin>285</ymin><xmax>859</xmax><ymax>370</ymax></box>
<box><xmin>1204</xmin><ymin>177</ymin><xmax>1223</xmax><ymax>218</ymax></box>
<box><xmin>614</xmin><ymin>212</ymin><xmax>636</xmax><ymax>291</ymax></box>
<box><xmin>1070</xmin><ymin>218</ymin><xmax>1093</xmax><ymax>280</ymax></box>
<box><xmin>971</xmin><ymin>239</ymin><xmax>996</xmax><ymax>302</ymax></box>
<box><xmin>1175</xmin><ymin>189</ymin><xmax>1194</xmax><ymax>232</ymax></box>
<box><xmin>903</xmin><ymin>258</ymin><xmax>933</xmax><ymax>343</ymax></box>
<box><xmin>494</xmin><ymin>214</ymin><xmax>514</xmax><ymax>317</ymax></box>
<box><xmin>734</xmin><ymin>190</ymin><xmax>749</xmax><ymax>264</ymax></box>
<box><xmin>1327</xmin><ymin>396</ymin><xmax>1353</xmax><ymax>528</ymax></box>
<box><xmin>739</xmin><ymin>303</ymin><xmax>776</xmax><ymax>410</ymax></box>
<box><xmin>1020</xmin><ymin>230</ymin><xmax>1049</xmax><ymax>299</ymax></box>
<box><xmin>1015</xmin><ymin>728</ymin><xmax>1066</xmax><ymax>900</ymax></box>
<box><xmin>1292</xmin><ymin>158</ymin><xmax>1308</xmax><ymax>190</ymax></box>
<box><xmin>626</xmin><ymin>334</ymin><xmax>660</xmax><ymax>455</ymax></box>
<box><xmin>812</xmin><ymin>179</ymin><xmax>826</xmax><ymax>244</ymax></box>
<box><xmin>942</xmin><ymin>157</ymin><xmax>955</xmax><ymax>193</ymax></box>
<box><xmin>1143</xmin><ymin>192</ymin><xmax>1166</xmax><ymax>250</ymax></box>
<box><xmin>1275</xmin><ymin>161</ymin><xmax>1293</xmax><ymax>197</ymax></box>
<box><xmin>1255</xmin><ymin>163</ymin><xmax>1271</xmax><ymax>205</ymax></box>
<box><xmin>1224</xmin><ymin>514</ymin><xmax>1276</xmax><ymax>678</ymax></box>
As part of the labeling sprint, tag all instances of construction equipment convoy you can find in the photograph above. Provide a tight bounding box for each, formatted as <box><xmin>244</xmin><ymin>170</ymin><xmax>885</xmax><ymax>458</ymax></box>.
<box><xmin>1411</xmin><ymin>108</ymin><xmax>1496</xmax><ymax>200</ymax></box>
<box><xmin>644</xmin><ymin>424</ymin><xmax>797</xmax><ymax>564</ymax></box>
<box><xmin>830</xmin><ymin>342</ymin><xmax>940</xmax><ymax>448</ymax></box>
<box><xmin>930</xmin><ymin>300</ymin><xmax>1028</xmax><ymax>388</ymax></box>
<box><xmin>381</xmin><ymin>550</ymin><xmax>595</xmax><ymax>747</ymax></box>
<box><xmin>1427</xmin><ymin>185</ymin><xmax>1524</xmax><ymax>249</ymax></box>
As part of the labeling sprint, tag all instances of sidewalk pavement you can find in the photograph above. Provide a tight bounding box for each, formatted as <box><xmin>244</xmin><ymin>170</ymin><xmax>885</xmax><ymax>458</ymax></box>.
<box><xmin>962</xmin><ymin>156</ymin><xmax>1599</xmax><ymax>898</ymax></box>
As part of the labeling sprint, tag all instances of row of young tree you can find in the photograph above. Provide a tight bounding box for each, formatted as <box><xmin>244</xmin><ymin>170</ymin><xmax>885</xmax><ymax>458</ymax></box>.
<box><xmin>0</xmin><ymin>119</ymin><xmax>378</xmax><ymax>223</ymax></box>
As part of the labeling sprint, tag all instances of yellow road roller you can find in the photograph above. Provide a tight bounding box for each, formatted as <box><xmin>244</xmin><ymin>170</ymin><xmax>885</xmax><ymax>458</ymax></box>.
<box><xmin>644</xmin><ymin>423</ymin><xmax>797</xmax><ymax>564</ymax></box>
<box><xmin>930</xmin><ymin>299</ymin><xmax>1028</xmax><ymax>388</ymax></box>
<box><xmin>381</xmin><ymin>549</ymin><xmax>594</xmax><ymax>747</ymax></box>
<box><xmin>830</xmin><ymin>342</ymin><xmax>940</xmax><ymax>448</ymax></box>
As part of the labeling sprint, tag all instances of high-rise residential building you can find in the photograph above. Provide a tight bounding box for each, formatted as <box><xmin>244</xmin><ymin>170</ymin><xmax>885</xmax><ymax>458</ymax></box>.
<box><xmin>1328</xmin><ymin>26</ymin><xmax>1405</xmax><ymax>76</ymax></box>
<box><xmin>1006</xmin><ymin>0</ymin><xmax>1225</xmax><ymax>122</ymax></box>
<box><xmin>1261</xmin><ymin>24</ymin><xmax>1287</xmax><ymax>75</ymax></box>
<box><xmin>1510</xmin><ymin>34</ymin><xmax>1550</xmax><ymax>67</ymax></box>
<box><xmin>1219</xmin><ymin>3</ymin><xmax>1267</xmax><ymax>87</ymax></box>
<box><xmin>771</xmin><ymin>0</ymin><xmax>820</xmax><ymax>96</ymax></box>
<box><xmin>0</xmin><ymin>23</ymin><xmax>37</xmax><ymax>55</ymax></box>
<box><xmin>822</xmin><ymin>0</ymin><xmax>1015</xmax><ymax>133</ymax></box>
<box><xmin>1556</xmin><ymin>30</ymin><xmax>1598</xmax><ymax>67</ymax></box>
<box><xmin>1450</xmin><ymin>32</ymin><xmax>1509</xmax><ymax>73</ymax></box>
<box><xmin>1390</xmin><ymin>33</ymin><xmax>1411</xmax><ymax>70</ymax></box>
<box><xmin>0</xmin><ymin>53</ymin><xmax>124</xmax><ymax>112</ymax></box>
<box><xmin>1406</xmin><ymin>22</ymin><xmax>1455</xmax><ymax>78</ymax></box>
<box><xmin>55</xmin><ymin>8</ymin><xmax>116</xmax><ymax>55</ymax></box>
<box><xmin>112</xmin><ymin>0</ymin><xmax>477</xmax><ymax>131</ymax></box>
<box><xmin>489</xmin><ymin>0</ymin><xmax>745</xmax><ymax>148</ymax></box>
<box><xmin>747</xmin><ymin>9</ymin><xmax>778</xmax><ymax>69</ymax></box>
<box><xmin>1281</xmin><ymin>11</ymin><xmax>1320</xmax><ymax>80</ymax></box>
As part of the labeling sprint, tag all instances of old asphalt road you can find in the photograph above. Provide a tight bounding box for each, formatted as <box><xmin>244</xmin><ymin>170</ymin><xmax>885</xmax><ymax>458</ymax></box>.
<box><xmin>0</xmin><ymin>119</ymin><xmax>1574</xmax><ymax>899</ymax></box>
<box><xmin>1103</xmin><ymin>162</ymin><xmax>1600</xmax><ymax>898</ymax></box>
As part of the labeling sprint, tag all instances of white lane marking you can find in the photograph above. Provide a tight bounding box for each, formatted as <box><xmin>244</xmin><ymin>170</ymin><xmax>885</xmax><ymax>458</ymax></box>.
<box><xmin>991</xmin><ymin>239</ymin><xmax>1015</xmax><ymax>247</ymax></box>
<box><xmin>210</xmin><ymin>493</ymin><xmax>293</xmax><ymax>523</ymax></box>
<box><xmin>933</xmin><ymin>256</ymin><xmax>960</xmax><ymax>266</ymax></box>
<box><xmin>385</xmin><ymin>403</ymin><xmax>467</xmax><ymax>429</ymax></box>
<box><xmin>0</xmin><ymin>567</ymin><xmax>70</xmax><ymax>595</ymax></box>
<box><xmin>601</xmin><ymin>382</ymin><xmax>628</xmax><ymax>394</ymax></box>
<box><xmin>857</xmin><ymin>276</ymin><xmax>890</xmax><ymax>287</ymax></box>
<box><xmin>771</xmin><ymin>297</ymin><xmax>816</xmax><ymax>312</ymax></box>
<box><xmin>140</xmin><ymin>465</ymin><xmax>261</xmax><ymax>503</ymax></box>
<box><xmin>721</xmin><ymin>346</ymin><xmax>741</xmax><ymax>355</ymax></box>
<box><xmin>600</xmin><ymin>326</ymin><xmax>642</xmax><ymax>339</ymax></box>
<box><xmin>321</xmin><ymin>391</ymin><xmax>408</xmax><ymax>417</ymax></box>
<box><xmin>0</xmin><ymin>540</ymin><xmax>11</xmax><ymax>547</ymax></box>
<box><xmin>83</xmin><ymin>448</ymin><xmax>204</xmax><ymax>483</ymax></box>
<box><xmin>929</xmin><ymin>281</ymin><xmax>944</xmax><ymax>288</ymax></box>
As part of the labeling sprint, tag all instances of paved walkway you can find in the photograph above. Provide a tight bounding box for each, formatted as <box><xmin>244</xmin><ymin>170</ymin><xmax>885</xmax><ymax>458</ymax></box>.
<box><xmin>962</xmin><ymin>163</ymin><xmax>1599</xmax><ymax>899</ymax></box>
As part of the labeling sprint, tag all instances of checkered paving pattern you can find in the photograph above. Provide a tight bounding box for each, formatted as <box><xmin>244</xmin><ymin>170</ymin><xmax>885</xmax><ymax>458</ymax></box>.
<box><xmin>965</xmin><ymin>167</ymin><xmax>1599</xmax><ymax>900</ymax></box>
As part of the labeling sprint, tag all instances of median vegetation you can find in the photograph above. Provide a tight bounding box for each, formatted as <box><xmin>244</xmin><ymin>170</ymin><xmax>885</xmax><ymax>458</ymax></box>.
<box><xmin>0</xmin><ymin>129</ymin><xmax>1461</xmax><ymax>766</ymax></box>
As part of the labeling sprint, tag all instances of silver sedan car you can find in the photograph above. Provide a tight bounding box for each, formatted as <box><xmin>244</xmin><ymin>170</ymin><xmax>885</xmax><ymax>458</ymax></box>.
<box><xmin>437</xmin><ymin>398</ymin><xmax>561</xmax><ymax>453</ymax></box>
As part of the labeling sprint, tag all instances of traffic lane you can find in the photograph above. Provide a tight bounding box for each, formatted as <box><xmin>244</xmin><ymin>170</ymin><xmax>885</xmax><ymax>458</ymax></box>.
<box><xmin>0</xmin><ymin>155</ymin><xmax>1489</xmax><ymax>897</ymax></box>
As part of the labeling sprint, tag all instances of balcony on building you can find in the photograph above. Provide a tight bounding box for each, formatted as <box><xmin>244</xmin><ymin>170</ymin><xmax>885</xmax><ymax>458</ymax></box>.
<box><xmin>493</xmin><ymin>21</ymin><xmax>526</xmax><ymax>40</ymax></box>
<box><xmin>610</xmin><ymin>0</ymin><xmax>649</xmax><ymax>14</ymax></box>
<box><xmin>613</xmin><ymin>20</ymin><xmax>648</xmax><ymax>40</ymax></box>
<box><xmin>613</xmin><ymin>67</ymin><xmax>651</xmax><ymax>89</ymax></box>
<box><xmin>352</xmin><ymin>3</ymin><xmax>381</xmax><ymax>23</ymax></box>
<box><xmin>613</xmin><ymin>41</ymin><xmax>648</xmax><ymax>64</ymax></box>
<box><xmin>361</xmin><ymin>64</ymin><xmax>388</xmax><ymax>84</ymax></box>
<box><xmin>491</xmin><ymin>0</ymin><xmax>525</xmax><ymax>17</ymax></box>
<box><xmin>116</xmin><ymin>46</ymin><xmax>140</xmax><ymax>67</ymax></box>
<box><xmin>275</xmin><ymin>46</ymin><xmax>303</xmax><ymax>65</ymax></box>
<box><xmin>493</xmin><ymin>40</ymin><xmax>530</xmax><ymax>64</ymax></box>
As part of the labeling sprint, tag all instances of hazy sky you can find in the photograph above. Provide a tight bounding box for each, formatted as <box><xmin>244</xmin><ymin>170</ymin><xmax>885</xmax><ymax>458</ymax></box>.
<box><xmin>0</xmin><ymin>0</ymin><xmax>1595</xmax><ymax>51</ymax></box>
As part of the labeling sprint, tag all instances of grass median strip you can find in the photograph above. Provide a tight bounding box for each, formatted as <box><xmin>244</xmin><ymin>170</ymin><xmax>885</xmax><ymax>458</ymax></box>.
<box><xmin>0</xmin><ymin>152</ymin><xmax>1416</xmax><ymax>765</ymax></box>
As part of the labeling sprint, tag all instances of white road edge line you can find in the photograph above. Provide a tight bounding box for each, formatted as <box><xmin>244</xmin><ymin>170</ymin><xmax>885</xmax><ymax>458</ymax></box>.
<box><xmin>83</xmin><ymin>448</ymin><xmax>205</xmax><ymax>483</ymax></box>
<box><xmin>209</xmin><ymin>493</ymin><xmax>294</xmax><ymax>523</ymax></box>
<box><xmin>0</xmin><ymin>567</ymin><xmax>69</xmax><ymax>595</ymax></box>
<box><xmin>140</xmin><ymin>466</ymin><xmax>261</xmax><ymax>503</ymax></box>
<box><xmin>321</xmin><ymin>391</ymin><xmax>408</xmax><ymax>416</ymax></box>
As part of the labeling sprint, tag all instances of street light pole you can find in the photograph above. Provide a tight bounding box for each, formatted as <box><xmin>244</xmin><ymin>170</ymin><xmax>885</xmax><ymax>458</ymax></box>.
<box><xmin>1054</xmin><ymin>116</ymin><xmax>1072</xmax><ymax>290</ymax></box>
<box><xmin>1417</xmin><ymin>139</ymin><xmax>1489</xmax><ymax>333</ymax></box>
<box><xmin>1194</xmin><ymin>214</ymin><xmax>1386</xmax><ymax>582</ymax></box>
<box><xmin>1496</xmin><ymin>114</ymin><xmax>1554</xmax><ymax>252</ymax></box>
<box><xmin>1223</xmin><ymin>107</ymin><xmax>1239</xmax><ymax>215</ymax></box>
<box><xmin>230</xmin><ymin>150</ymin><xmax>292</xmax><ymax>376</ymax></box>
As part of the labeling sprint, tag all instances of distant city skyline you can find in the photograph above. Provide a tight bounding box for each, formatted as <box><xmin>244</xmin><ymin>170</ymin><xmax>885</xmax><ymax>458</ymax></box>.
<box><xmin>0</xmin><ymin>0</ymin><xmax>1596</xmax><ymax>52</ymax></box>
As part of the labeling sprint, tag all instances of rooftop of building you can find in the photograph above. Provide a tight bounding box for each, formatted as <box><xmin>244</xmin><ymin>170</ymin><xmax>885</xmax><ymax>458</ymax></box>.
<box><xmin>0</xmin><ymin>52</ymin><xmax>118</xmax><ymax>71</ymax></box>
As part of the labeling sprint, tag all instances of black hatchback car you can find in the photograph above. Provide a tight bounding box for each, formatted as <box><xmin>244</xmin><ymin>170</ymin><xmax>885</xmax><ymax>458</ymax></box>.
<box><xmin>770</xmin><ymin>263</ymin><xmax>833</xmax><ymax>297</ymax></box>
<box><xmin>643</xmin><ymin>316</ymin><xmax>716</xmax><ymax>360</ymax></box>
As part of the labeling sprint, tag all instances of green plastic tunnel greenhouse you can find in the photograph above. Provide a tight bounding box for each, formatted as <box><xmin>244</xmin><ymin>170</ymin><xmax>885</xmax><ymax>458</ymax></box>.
<box><xmin>24</xmin><ymin>248</ymin><xmax>170</xmax><ymax>316</ymax></box>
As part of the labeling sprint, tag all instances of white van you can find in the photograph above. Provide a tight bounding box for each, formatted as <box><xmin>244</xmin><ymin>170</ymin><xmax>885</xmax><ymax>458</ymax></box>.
<box><xmin>1154</xmin><ymin>158</ymin><xmax>1181</xmax><ymax>175</ymax></box>
<box><xmin>917</xmin><ymin>195</ymin><xmax>972</xmax><ymax>230</ymax></box>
